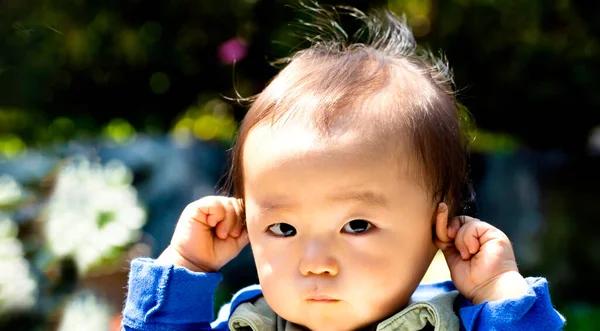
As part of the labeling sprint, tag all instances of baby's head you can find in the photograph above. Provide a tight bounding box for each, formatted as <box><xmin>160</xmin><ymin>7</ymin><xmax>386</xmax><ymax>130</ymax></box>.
<box><xmin>227</xmin><ymin>6</ymin><xmax>470</xmax><ymax>330</ymax></box>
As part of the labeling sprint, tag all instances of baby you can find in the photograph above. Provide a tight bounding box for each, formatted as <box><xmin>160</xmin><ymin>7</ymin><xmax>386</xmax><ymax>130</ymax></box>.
<box><xmin>122</xmin><ymin>5</ymin><xmax>565</xmax><ymax>331</ymax></box>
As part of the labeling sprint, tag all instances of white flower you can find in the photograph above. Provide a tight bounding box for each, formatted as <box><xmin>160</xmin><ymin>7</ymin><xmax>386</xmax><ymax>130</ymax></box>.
<box><xmin>0</xmin><ymin>175</ymin><xmax>23</xmax><ymax>207</ymax></box>
<box><xmin>57</xmin><ymin>291</ymin><xmax>113</xmax><ymax>331</ymax></box>
<box><xmin>43</xmin><ymin>157</ymin><xmax>147</xmax><ymax>274</ymax></box>
<box><xmin>0</xmin><ymin>214</ymin><xmax>37</xmax><ymax>315</ymax></box>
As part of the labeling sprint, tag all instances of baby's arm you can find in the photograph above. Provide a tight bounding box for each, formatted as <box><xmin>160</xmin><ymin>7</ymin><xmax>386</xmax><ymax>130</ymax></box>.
<box><xmin>434</xmin><ymin>210</ymin><xmax>565</xmax><ymax>329</ymax></box>
<box><xmin>122</xmin><ymin>197</ymin><xmax>248</xmax><ymax>331</ymax></box>
<box><xmin>122</xmin><ymin>258</ymin><xmax>226</xmax><ymax>331</ymax></box>
<box><xmin>458</xmin><ymin>277</ymin><xmax>565</xmax><ymax>330</ymax></box>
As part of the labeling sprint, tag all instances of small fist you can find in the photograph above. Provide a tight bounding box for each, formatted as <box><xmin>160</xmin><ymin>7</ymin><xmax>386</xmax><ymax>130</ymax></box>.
<box><xmin>435</xmin><ymin>205</ymin><xmax>529</xmax><ymax>305</ymax></box>
<box><xmin>158</xmin><ymin>196</ymin><xmax>249</xmax><ymax>272</ymax></box>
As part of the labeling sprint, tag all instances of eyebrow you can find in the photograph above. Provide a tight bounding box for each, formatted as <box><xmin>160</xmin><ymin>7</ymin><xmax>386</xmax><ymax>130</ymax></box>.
<box><xmin>257</xmin><ymin>190</ymin><xmax>388</xmax><ymax>213</ymax></box>
<box><xmin>327</xmin><ymin>190</ymin><xmax>388</xmax><ymax>207</ymax></box>
<box><xmin>257</xmin><ymin>198</ymin><xmax>293</xmax><ymax>213</ymax></box>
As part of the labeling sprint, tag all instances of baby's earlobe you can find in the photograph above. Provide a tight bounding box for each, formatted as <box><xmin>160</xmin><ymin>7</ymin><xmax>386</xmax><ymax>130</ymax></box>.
<box><xmin>433</xmin><ymin>202</ymin><xmax>451</xmax><ymax>243</ymax></box>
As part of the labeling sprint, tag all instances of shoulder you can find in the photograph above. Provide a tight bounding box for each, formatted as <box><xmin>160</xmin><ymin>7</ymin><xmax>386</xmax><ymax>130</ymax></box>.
<box><xmin>211</xmin><ymin>284</ymin><xmax>263</xmax><ymax>328</ymax></box>
<box><xmin>411</xmin><ymin>280</ymin><xmax>457</xmax><ymax>303</ymax></box>
<box><xmin>230</xmin><ymin>284</ymin><xmax>263</xmax><ymax>310</ymax></box>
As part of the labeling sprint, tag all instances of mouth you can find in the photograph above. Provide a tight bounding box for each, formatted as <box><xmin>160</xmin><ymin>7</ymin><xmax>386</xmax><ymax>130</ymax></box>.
<box><xmin>305</xmin><ymin>294</ymin><xmax>340</xmax><ymax>303</ymax></box>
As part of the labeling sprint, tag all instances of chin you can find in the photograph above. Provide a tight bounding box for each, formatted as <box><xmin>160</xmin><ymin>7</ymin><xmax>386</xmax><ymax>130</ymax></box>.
<box><xmin>288</xmin><ymin>312</ymin><xmax>370</xmax><ymax>331</ymax></box>
<box><xmin>300</xmin><ymin>321</ymin><xmax>357</xmax><ymax>331</ymax></box>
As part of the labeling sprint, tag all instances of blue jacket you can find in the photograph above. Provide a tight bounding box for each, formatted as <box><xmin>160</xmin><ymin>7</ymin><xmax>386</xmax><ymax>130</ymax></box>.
<box><xmin>122</xmin><ymin>258</ymin><xmax>565</xmax><ymax>331</ymax></box>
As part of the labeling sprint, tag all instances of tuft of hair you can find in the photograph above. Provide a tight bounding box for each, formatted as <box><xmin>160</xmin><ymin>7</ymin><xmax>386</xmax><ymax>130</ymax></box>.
<box><xmin>222</xmin><ymin>2</ymin><xmax>474</xmax><ymax>218</ymax></box>
<box><xmin>282</xmin><ymin>2</ymin><xmax>455</xmax><ymax>93</ymax></box>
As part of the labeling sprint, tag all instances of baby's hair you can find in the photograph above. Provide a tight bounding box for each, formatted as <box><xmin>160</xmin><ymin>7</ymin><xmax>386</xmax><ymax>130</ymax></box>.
<box><xmin>223</xmin><ymin>2</ymin><xmax>475</xmax><ymax>218</ymax></box>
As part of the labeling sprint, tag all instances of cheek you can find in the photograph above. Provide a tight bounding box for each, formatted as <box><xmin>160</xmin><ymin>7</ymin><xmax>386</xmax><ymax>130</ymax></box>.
<box><xmin>248</xmin><ymin>230</ymin><xmax>297</xmax><ymax>283</ymax></box>
<box><xmin>341</xmin><ymin>233</ymin><xmax>434</xmax><ymax>311</ymax></box>
<box><xmin>249</xmin><ymin>237</ymin><xmax>300</xmax><ymax>318</ymax></box>
<box><xmin>346</xmin><ymin>228</ymin><xmax>434</xmax><ymax>287</ymax></box>
<box><xmin>246</xmin><ymin>227</ymin><xmax>273</xmax><ymax>279</ymax></box>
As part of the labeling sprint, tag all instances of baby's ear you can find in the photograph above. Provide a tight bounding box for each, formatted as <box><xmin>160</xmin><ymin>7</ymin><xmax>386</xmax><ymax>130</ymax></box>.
<box><xmin>432</xmin><ymin>202</ymin><xmax>450</xmax><ymax>242</ymax></box>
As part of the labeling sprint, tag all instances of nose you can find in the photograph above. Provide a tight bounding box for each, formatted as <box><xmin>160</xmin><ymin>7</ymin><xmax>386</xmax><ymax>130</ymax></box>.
<box><xmin>299</xmin><ymin>239</ymin><xmax>339</xmax><ymax>276</ymax></box>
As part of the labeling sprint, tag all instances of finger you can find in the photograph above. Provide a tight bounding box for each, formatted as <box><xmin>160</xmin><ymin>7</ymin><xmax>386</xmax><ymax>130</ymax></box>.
<box><xmin>230</xmin><ymin>198</ymin><xmax>245</xmax><ymax>238</ymax></box>
<box><xmin>463</xmin><ymin>223</ymin><xmax>482</xmax><ymax>255</ymax></box>
<box><xmin>456</xmin><ymin>219</ymin><xmax>490</xmax><ymax>260</ymax></box>
<box><xmin>215</xmin><ymin>199</ymin><xmax>238</xmax><ymax>239</ymax></box>
<box><xmin>454</xmin><ymin>220</ymin><xmax>479</xmax><ymax>260</ymax></box>
<box><xmin>235</xmin><ymin>227</ymin><xmax>250</xmax><ymax>250</ymax></box>
<box><xmin>458</xmin><ymin>215</ymin><xmax>478</xmax><ymax>225</ymax></box>
<box><xmin>466</xmin><ymin>221</ymin><xmax>505</xmax><ymax>253</ymax></box>
<box><xmin>182</xmin><ymin>197</ymin><xmax>226</xmax><ymax>227</ymax></box>
<box><xmin>447</xmin><ymin>217</ymin><xmax>461</xmax><ymax>240</ymax></box>
<box><xmin>205</xmin><ymin>198</ymin><xmax>228</xmax><ymax>229</ymax></box>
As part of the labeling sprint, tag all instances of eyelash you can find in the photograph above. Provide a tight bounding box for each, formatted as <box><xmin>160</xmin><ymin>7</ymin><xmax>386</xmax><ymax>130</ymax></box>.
<box><xmin>267</xmin><ymin>219</ymin><xmax>374</xmax><ymax>237</ymax></box>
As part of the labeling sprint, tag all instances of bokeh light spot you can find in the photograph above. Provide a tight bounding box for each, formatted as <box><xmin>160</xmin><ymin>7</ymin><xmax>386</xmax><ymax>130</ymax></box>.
<box><xmin>149</xmin><ymin>72</ymin><xmax>171</xmax><ymax>94</ymax></box>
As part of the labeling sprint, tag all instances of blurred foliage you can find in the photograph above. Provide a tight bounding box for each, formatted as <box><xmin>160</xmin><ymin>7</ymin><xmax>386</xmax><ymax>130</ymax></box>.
<box><xmin>171</xmin><ymin>95</ymin><xmax>238</xmax><ymax>147</ymax></box>
<box><xmin>562</xmin><ymin>304</ymin><xmax>600</xmax><ymax>331</ymax></box>
<box><xmin>0</xmin><ymin>0</ymin><xmax>598</xmax><ymax>156</ymax></box>
<box><xmin>0</xmin><ymin>0</ymin><xmax>260</xmax><ymax>156</ymax></box>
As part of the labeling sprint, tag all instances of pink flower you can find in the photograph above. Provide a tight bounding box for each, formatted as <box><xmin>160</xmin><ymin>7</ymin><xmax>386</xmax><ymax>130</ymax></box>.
<box><xmin>218</xmin><ymin>38</ymin><xmax>248</xmax><ymax>64</ymax></box>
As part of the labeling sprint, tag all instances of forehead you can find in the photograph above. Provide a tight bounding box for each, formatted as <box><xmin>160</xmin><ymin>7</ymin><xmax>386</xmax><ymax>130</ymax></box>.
<box><xmin>243</xmin><ymin>118</ymin><xmax>404</xmax><ymax>165</ymax></box>
<box><xmin>241</xmin><ymin>122</ymin><xmax>423</xmax><ymax>204</ymax></box>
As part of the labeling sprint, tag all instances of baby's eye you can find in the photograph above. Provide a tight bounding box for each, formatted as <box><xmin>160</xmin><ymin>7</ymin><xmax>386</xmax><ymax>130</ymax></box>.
<box><xmin>342</xmin><ymin>219</ymin><xmax>373</xmax><ymax>234</ymax></box>
<box><xmin>268</xmin><ymin>223</ymin><xmax>297</xmax><ymax>237</ymax></box>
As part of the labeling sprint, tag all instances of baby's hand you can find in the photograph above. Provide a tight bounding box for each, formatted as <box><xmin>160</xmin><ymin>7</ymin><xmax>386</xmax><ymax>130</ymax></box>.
<box><xmin>435</xmin><ymin>216</ymin><xmax>529</xmax><ymax>305</ymax></box>
<box><xmin>157</xmin><ymin>196</ymin><xmax>249</xmax><ymax>272</ymax></box>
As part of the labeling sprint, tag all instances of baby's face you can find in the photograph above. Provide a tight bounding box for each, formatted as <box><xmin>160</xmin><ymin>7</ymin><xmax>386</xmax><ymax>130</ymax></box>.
<box><xmin>242</xmin><ymin>123</ymin><xmax>438</xmax><ymax>331</ymax></box>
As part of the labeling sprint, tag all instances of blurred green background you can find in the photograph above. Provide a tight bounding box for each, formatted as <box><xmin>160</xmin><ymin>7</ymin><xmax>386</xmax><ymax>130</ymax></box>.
<box><xmin>0</xmin><ymin>0</ymin><xmax>599</xmax><ymax>329</ymax></box>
